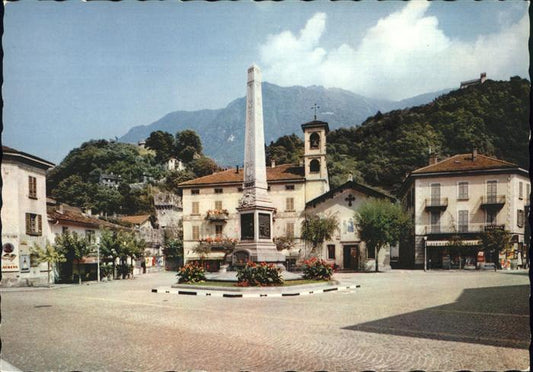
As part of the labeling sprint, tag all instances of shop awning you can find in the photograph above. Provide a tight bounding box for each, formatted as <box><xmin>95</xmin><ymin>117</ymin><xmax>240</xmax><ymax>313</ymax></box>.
<box><xmin>426</xmin><ymin>240</ymin><xmax>481</xmax><ymax>247</ymax></box>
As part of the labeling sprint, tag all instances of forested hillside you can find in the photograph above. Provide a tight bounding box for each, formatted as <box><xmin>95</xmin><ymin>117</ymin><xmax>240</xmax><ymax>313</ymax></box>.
<box><xmin>326</xmin><ymin>77</ymin><xmax>530</xmax><ymax>194</ymax></box>
<box><xmin>47</xmin><ymin>131</ymin><xmax>217</xmax><ymax>215</ymax></box>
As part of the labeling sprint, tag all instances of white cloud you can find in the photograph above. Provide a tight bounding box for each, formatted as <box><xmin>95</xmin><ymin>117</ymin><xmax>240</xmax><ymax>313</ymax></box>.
<box><xmin>259</xmin><ymin>3</ymin><xmax>529</xmax><ymax>100</ymax></box>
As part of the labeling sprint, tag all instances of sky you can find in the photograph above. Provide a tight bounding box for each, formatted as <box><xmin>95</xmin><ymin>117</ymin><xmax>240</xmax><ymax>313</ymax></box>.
<box><xmin>2</xmin><ymin>1</ymin><xmax>529</xmax><ymax>164</ymax></box>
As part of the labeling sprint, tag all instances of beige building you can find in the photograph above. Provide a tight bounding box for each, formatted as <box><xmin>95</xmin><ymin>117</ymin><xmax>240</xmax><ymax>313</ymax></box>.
<box><xmin>305</xmin><ymin>180</ymin><xmax>395</xmax><ymax>271</ymax></box>
<box><xmin>179</xmin><ymin>120</ymin><xmax>330</xmax><ymax>270</ymax></box>
<box><xmin>400</xmin><ymin>150</ymin><xmax>530</xmax><ymax>269</ymax></box>
<box><xmin>1</xmin><ymin>146</ymin><xmax>54</xmax><ymax>286</ymax></box>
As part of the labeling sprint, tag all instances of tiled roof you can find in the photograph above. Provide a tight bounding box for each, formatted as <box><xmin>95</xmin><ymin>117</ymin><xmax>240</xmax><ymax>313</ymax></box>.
<box><xmin>411</xmin><ymin>154</ymin><xmax>519</xmax><ymax>175</ymax></box>
<box><xmin>118</xmin><ymin>214</ymin><xmax>151</xmax><ymax>225</ymax></box>
<box><xmin>48</xmin><ymin>209</ymin><xmax>124</xmax><ymax>230</ymax></box>
<box><xmin>179</xmin><ymin>163</ymin><xmax>305</xmax><ymax>187</ymax></box>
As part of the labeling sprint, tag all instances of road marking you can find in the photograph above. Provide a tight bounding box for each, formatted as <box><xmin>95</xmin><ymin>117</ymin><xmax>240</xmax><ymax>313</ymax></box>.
<box><xmin>429</xmin><ymin>309</ymin><xmax>529</xmax><ymax>318</ymax></box>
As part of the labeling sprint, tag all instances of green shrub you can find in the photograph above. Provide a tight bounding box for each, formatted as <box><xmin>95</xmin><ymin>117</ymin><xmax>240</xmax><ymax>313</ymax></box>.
<box><xmin>302</xmin><ymin>257</ymin><xmax>334</xmax><ymax>280</ymax></box>
<box><xmin>116</xmin><ymin>264</ymin><xmax>133</xmax><ymax>278</ymax></box>
<box><xmin>236</xmin><ymin>262</ymin><xmax>283</xmax><ymax>286</ymax></box>
<box><xmin>177</xmin><ymin>262</ymin><xmax>206</xmax><ymax>283</ymax></box>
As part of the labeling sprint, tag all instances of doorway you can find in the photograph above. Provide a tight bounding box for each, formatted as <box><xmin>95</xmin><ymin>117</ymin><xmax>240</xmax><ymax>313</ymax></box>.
<box><xmin>343</xmin><ymin>245</ymin><xmax>359</xmax><ymax>270</ymax></box>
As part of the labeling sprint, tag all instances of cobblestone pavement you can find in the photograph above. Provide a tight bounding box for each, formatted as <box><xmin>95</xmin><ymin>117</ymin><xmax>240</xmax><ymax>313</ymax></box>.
<box><xmin>1</xmin><ymin>270</ymin><xmax>529</xmax><ymax>371</ymax></box>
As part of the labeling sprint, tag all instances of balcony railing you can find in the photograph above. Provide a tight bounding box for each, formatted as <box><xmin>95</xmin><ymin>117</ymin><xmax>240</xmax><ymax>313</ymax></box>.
<box><xmin>205</xmin><ymin>209</ymin><xmax>229</xmax><ymax>222</ymax></box>
<box><xmin>424</xmin><ymin>198</ymin><xmax>448</xmax><ymax>211</ymax></box>
<box><xmin>424</xmin><ymin>223</ymin><xmax>506</xmax><ymax>235</ymax></box>
<box><xmin>480</xmin><ymin>195</ymin><xmax>506</xmax><ymax>209</ymax></box>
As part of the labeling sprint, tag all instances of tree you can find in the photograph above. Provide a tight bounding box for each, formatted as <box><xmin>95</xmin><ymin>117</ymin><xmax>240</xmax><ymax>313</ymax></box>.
<box><xmin>54</xmin><ymin>231</ymin><xmax>92</xmax><ymax>284</ymax></box>
<box><xmin>355</xmin><ymin>198</ymin><xmax>410</xmax><ymax>272</ymax></box>
<box><xmin>145</xmin><ymin>131</ymin><xmax>175</xmax><ymax>163</ymax></box>
<box><xmin>175</xmin><ymin>130</ymin><xmax>203</xmax><ymax>159</ymax></box>
<box><xmin>31</xmin><ymin>241</ymin><xmax>66</xmax><ymax>286</ymax></box>
<box><xmin>480</xmin><ymin>228</ymin><xmax>512</xmax><ymax>268</ymax></box>
<box><xmin>301</xmin><ymin>213</ymin><xmax>339</xmax><ymax>257</ymax></box>
<box><xmin>189</xmin><ymin>156</ymin><xmax>219</xmax><ymax>177</ymax></box>
<box><xmin>99</xmin><ymin>229</ymin><xmax>121</xmax><ymax>279</ymax></box>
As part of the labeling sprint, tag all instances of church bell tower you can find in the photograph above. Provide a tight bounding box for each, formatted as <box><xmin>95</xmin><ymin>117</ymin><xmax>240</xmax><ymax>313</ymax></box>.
<box><xmin>301</xmin><ymin>119</ymin><xmax>330</xmax><ymax>203</ymax></box>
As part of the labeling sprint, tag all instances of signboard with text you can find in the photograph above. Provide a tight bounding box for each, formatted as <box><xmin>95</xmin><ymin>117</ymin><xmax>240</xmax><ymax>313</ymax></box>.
<box><xmin>2</xmin><ymin>242</ymin><xmax>20</xmax><ymax>272</ymax></box>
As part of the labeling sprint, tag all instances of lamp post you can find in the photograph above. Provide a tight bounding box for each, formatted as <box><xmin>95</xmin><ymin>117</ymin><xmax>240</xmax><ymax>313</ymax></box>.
<box><xmin>97</xmin><ymin>243</ymin><xmax>100</xmax><ymax>283</ymax></box>
<box><xmin>423</xmin><ymin>236</ymin><xmax>428</xmax><ymax>272</ymax></box>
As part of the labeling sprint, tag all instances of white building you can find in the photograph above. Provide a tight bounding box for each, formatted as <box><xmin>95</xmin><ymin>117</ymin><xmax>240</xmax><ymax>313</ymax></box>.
<box><xmin>179</xmin><ymin>120</ymin><xmax>330</xmax><ymax>270</ymax></box>
<box><xmin>1</xmin><ymin>146</ymin><xmax>54</xmax><ymax>286</ymax></box>
<box><xmin>400</xmin><ymin>150</ymin><xmax>530</xmax><ymax>269</ymax></box>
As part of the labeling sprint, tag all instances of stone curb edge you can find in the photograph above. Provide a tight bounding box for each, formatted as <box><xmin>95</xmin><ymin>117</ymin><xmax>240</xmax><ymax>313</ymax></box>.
<box><xmin>151</xmin><ymin>284</ymin><xmax>360</xmax><ymax>298</ymax></box>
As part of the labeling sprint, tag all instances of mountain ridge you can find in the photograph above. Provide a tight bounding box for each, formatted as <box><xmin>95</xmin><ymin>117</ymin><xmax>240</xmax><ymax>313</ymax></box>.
<box><xmin>119</xmin><ymin>82</ymin><xmax>452</xmax><ymax>165</ymax></box>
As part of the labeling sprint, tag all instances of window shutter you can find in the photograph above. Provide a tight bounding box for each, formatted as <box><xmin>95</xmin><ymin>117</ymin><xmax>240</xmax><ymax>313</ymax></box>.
<box><xmin>26</xmin><ymin>213</ymin><xmax>31</xmax><ymax>234</ymax></box>
<box><xmin>38</xmin><ymin>215</ymin><xmax>42</xmax><ymax>235</ymax></box>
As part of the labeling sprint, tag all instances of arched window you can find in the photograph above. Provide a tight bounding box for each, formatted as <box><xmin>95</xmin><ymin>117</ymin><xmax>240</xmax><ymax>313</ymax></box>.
<box><xmin>310</xmin><ymin>159</ymin><xmax>320</xmax><ymax>173</ymax></box>
<box><xmin>310</xmin><ymin>132</ymin><xmax>320</xmax><ymax>149</ymax></box>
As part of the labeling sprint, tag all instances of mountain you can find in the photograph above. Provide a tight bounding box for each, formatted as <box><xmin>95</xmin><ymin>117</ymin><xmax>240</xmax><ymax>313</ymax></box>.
<box><xmin>119</xmin><ymin>82</ymin><xmax>448</xmax><ymax>166</ymax></box>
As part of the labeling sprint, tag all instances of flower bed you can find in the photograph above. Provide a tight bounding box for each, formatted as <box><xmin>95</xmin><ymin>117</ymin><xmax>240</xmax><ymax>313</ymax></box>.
<box><xmin>301</xmin><ymin>257</ymin><xmax>334</xmax><ymax>280</ymax></box>
<box><xmin>236</xmin><ymin>261</ymin><xmax>284</xmax><ymax>286</ymax></box>
<box><xmin>177</xmin><ymin>262</ymin><xmax>206</xmax><ymax>283</ymax></box>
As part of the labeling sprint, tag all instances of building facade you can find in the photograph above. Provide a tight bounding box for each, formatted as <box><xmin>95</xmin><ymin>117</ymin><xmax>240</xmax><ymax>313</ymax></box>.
<box><xmin>1</xmin><ymin>146</ymin><xmax>55</xmax><ymax>286</ymax></box>
<box><xmin>179</xmin><ymin>121</ymin><xmax>330</xmax><ymax>270</ymax></box>
<box><xmin>400</xmin><ymin>151</ymin><xmax>530</xmax><ymax>269</ymax></box>
<box><xmin>305</xmin><ymin>180</ymin><xmax>396</xmax><ymax>271</ymax></box>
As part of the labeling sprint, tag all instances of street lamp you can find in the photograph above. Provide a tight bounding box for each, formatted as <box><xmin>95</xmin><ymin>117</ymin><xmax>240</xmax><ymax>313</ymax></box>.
<box><xmin>423</xmin><ymin>236</ymin><xmax>428</xmax><ymax>272</ymax></box>
<box><xmin>96</xmin><ymin>243</ymin><xmax>100</xmax><ymax>283</ymax></box>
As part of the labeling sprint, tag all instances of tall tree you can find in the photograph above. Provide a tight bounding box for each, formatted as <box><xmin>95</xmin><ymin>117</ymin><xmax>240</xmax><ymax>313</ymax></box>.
<box><xmin>54</xmin><ymin>231</ymin><xmax>92</xmax><ymax>284</ymax></box>
<box><xmin>355</xmin><ymin>198</ymin><xmax>410</xmax><ymax>272</ymax></box>
<box><xmin>31</xmin><ymin>241</ymin><xmax>66</xmax><ymax>286</ymax></box>
<box><xmin>145</xmin><ymin>130</ymin><xmax>175</xmax><ymax>163</ymax></box>
<box><xmin>301</xmin><ymin>214</ymin><xmax>339</xmax><ymax>257</ymax></box>
<box><xmin>175</xmin><ymin>130</ymin><xmax>203</xmax><ymax>159</ymax></box>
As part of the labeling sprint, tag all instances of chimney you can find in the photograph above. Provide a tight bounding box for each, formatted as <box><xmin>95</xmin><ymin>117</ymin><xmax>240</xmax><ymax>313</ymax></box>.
<box><xmin>429</xmin><ymin>154</ymin><xmax>438</xmax><ymax>165</ymax></box>
<box><xmin>235</xmin><ymin>165</ymin><xmax>239</xmax><ymax>174</ymax></box>
<box><xmin>347</xmin><ymin>173</ymin><xmax>353</xmax><ymax>182</ymax></box>
<box><xmin>472</xmin><ymin>147</ymin><xmax>478</xmax><ymax>161</ymax></box>
<box><xmin>271</xmin><ymin>159</ymin><xmax>276</xmax><ymax>168</ymax></box>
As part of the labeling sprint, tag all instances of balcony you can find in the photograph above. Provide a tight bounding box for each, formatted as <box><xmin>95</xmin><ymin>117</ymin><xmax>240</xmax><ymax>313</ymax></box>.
<box><xmin>205</xmin><ymin>209</ymin><xmax>229</xmax><ymax>222</ymax></box>
<box><xmin>480</xmin><ymin>195</ymin><xmax>506</xmax><ymax>210</ymax></box>
<box><xmin>424</xmin><ymin>198</ymin><xmax>448</xmax><ymax>211</ymax></box>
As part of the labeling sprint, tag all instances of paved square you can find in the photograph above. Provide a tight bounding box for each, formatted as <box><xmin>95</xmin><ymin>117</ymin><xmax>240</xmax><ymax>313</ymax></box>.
<box><xmin>1</xmin><ymin>270</ymin><xmax>529</xmax><ymax>371</ymax></box>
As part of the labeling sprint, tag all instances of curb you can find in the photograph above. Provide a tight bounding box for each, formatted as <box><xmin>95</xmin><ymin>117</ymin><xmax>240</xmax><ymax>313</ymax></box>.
<box><xmin>151</xmin><ymin>284</ymin><xmax>360</xmax><ymax>298</ymax></box>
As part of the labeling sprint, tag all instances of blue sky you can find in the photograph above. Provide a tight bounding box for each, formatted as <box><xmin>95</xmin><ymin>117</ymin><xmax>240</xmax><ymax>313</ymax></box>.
<box><xmin>3</xmin><ymin>1</ymin><xmax>529</xmax><ymax>164</ymax></box>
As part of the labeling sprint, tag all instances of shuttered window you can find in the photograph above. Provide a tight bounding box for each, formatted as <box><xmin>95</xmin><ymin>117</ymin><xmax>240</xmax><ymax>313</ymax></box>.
<box><xmin>28</xmin><ymin>176</ymin><xmax>37</xmax><ymax>199</ymax></box>
<box><xmin>26</xmin><ymin>213</ymin><xmax>42</xmax><ymax>236</ymax></box>
<box><xmin>192</xmin><ymin>226</ymin><xmax>200</xmax><ymax>240</ymax></box>
<box><xmin>285</xmin><ymin>198</ymin><xmax>294</xmax><ymax>211</ymax></box>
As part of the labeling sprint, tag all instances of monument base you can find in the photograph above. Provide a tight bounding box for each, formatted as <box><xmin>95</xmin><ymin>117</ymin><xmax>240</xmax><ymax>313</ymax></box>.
<box><xmin>233</xmin><ymin>241</ymin><xmax>286</xmax><ymax>264</ymax></box>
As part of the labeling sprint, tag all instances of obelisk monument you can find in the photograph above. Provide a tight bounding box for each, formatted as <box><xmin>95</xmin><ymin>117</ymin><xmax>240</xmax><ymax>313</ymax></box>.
<box><xmin>234</xmin><ymin>65</ymin><xmax>285</xmax><ymax>264</ymax></box>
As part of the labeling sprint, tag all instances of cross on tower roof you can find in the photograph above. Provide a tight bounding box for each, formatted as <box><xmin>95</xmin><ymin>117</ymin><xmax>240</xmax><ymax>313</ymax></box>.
<box><xmin>311</xmin><ymin>103</ymin><xmax>320</xmax><ymax>120</ymax></box>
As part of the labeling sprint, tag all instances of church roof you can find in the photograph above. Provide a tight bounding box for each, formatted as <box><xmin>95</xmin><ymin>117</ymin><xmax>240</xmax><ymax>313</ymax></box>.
<box><xmin>179</xmin><ymin>163</ymin><xmax>305</xmax><ymax>188</ymax></box>
<box><xmin>306</xmin><ymin>180</ymin><xmax>395</xmax><ymax>209</ymax></box>
<box><xmin>411</xmin><ymin>153</ymin><xmax>520</xmax><ymax>175</ymax></box>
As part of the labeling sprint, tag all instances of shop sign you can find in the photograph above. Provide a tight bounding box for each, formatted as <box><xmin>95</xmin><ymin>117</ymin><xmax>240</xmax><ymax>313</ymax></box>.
<box><xmin>2</xmin><ymin>243</ymin><xmax>19</xmax><ymax>272</ymax></box>
<box><xmin>145</xmin><ymin>257</ymin><xmax>153</xmax><ymax>267</ymax></box>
